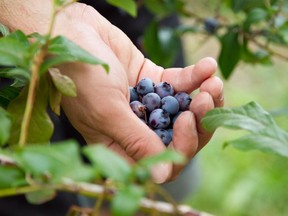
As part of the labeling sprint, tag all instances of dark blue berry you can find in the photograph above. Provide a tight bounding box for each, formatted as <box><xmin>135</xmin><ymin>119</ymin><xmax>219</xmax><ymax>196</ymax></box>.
<box><xmin>129</xmin><ymin>86</ymin><xmax>139</xmax><ymax>102</ymax></box>
<box><xmin>174</xmin><ymin>92</ymin><xmax>191</xmax><ymax>111</ymax></box>
<box><xmin>167</xmin><ymin>129</ymin><xmax>173</xmax><ymax>138</ymax></box>
<box><xmin>142</xmin><ymin>92</ymin><xmax>161</xmax><ymax>112</ymax></box>
<box><xmin>172</xmin><ymin>111</ymin><xmax>182</xmax><ymax>124</ymax></box>
<box><xmin>154</xmin><ymin>82</ymin><xmax>174</xmax><ymax>98</ymax></box>
<box><xmin>161</xmin><ymin>96</ymin><xmax>179</xmax><ymax>115</ymax></box>
<box><xmin>204</xmin><ymin>18</ymin><xmax>219</xmax><ymax>34</ymax></box>
<box><xmin>149</xmin><ymin>108</ymin><xmax>170</xmax><ymax>129</ymax></box>
<box><xmin>136</xmin><ymin>78</ymin><xmax>155</xmax><ymax>95</ymax></box>
<box><xmin>154</xmin><ymin>129</ymin><xmax>172</xmax><ymax>146</ymax></box>
<box><xmin>130</xmin><ymin>101</ymin><xmax>146</xmax><ymax>118</ymax></box>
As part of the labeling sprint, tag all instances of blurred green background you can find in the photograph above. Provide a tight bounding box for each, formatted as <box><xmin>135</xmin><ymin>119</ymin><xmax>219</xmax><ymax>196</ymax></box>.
<box><xmin>182</xmin><ymin>34</ymin><xmax>288</xmax><ymax>216</ymax></box>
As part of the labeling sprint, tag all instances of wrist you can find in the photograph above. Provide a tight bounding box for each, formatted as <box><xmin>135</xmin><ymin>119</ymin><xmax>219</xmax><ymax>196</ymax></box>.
<box><xmin>0</xmin><ymin>0</ymin><xmax>52</xmax><ymax>34</ymax></box>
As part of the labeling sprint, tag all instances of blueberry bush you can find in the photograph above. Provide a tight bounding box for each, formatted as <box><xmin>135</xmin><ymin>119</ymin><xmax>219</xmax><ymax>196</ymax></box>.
<box><xmin>0</xmin><ymin>0</ymin><xmax>288</xmax><ymax>216</ymax></box>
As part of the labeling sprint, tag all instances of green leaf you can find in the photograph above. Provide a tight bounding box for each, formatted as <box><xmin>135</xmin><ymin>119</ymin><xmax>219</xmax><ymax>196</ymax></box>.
<box><xmin>112</xmin><ymin>185</ymin><xmax>144</xmax><ymax>216</ymax></box>
<box><xmin>0</xmin><ymin>86</ymin><xmax>20</xmax><ymax>108</ymax></box>
<box><xmin>231</xmin><ymin>0</ymin><xmax>266</xmax><ymax>13</ymax></box>
<box><xmin>143</xmin><ymin>21</ymin><xmax>181</xmax><ymax>68</ymax></box>
<box><xmin>244</xmin><ymin>8</ymin><xmax>268</xmax><ymax>29</ymax></box>
<box><xmin>0</xmin><ymin>37</ymin><xmax>29</xmax><ymax>67</ymax></box>
<box><xmin>48</xmin><ymin>68</ymin><xmax>76</xmax><ymax>97</ymax></box>
<box><xmin>106</xmin><ymin>0</ymin><xmax>137</xmax><ymax>17</ymax></box>
<box><xmin>139</xmin><ymin>149</ymin><xmax>186</xmax><ymax>168</ymax></box>
<box><xmin>40</xmin><ymin>36</ymin><xmax>109</xmax><ymax>74</ymax></box>
<box><xmin>144</xmin><ymin>0</ymin><xmax>185</xmax><ymax>18</ymax></box>
<box><xmin>25</xmin><ymin>189</ymin><xmax>56</xmax><ymax>205</ymax></box>
<box><xmin>202</xmin><ymin>101</ymin><xmax>277</xmax><ymax>132</ymax></box>
<box><xmin>0</xmin><ymin>107</ymin><xmax>12</xmax><ymax>146</ymax></box>
<box><xmin>218</xmin><ymin>27</ymin><xmax>241</xmax><ymax>79</ymax></box>
<box><xmin>0</xmin><ymin>67</ymin><xmax>31</xmax><ymax>83</ymax></box>
<box><xmin>47</xmin><ymin>75</ymin><xmax>62</xmax><ymax>116</ymax></box>
<box><xmin>15</xmin><ymin>140</ymin><xmax>95</xmax><ymax>183</ymax></box>
<box><xmin>83</xmin><ymin>145</ymin><xmax>132</xmax><ymax>182</ymax></box>
<box><xmin>7</xmin><ymin>76</ymin><xmax>54</xmax><ymax>145</ymax></box>
<box><xmin>226</xmin><ymin>127</ymin><xmax>288</xmax><ymax>157</ymax></box>
<box><xmin>202</xmin><ymin>101</ymin><xmax>288</xmax><ymax>157</ymax></box>
<box><xmin>0</xmin><ymin>165</ymin><xmax>26</xmax><ymax>189</ymax></box>
<box><xmin>0</xmin><ymin>23</ymin><xmax>10</xmax><ymax>37</ymax></box>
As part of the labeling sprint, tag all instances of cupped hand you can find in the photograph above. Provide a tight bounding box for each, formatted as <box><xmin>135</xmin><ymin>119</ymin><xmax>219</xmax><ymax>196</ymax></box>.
<box><xmin>54</xmin><ymin>3</ymin><xmax>224</xmax><ymax>183</ymax></box>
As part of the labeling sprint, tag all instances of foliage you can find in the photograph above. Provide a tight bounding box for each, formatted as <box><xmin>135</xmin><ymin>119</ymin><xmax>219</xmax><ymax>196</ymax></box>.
<box><xmin>141</xmin><ymin>0</ymin><xmax>288</xmax><ymax>78</ymax></box>
<box><xmin>0</xmin><ymin>0</ymin><xmax>288</xmax><ymax>215</ymax></box>
<box><xmin>202</xmin><ymin>101</ymin><xmax>288</xmax><ymax>157</ymax></box>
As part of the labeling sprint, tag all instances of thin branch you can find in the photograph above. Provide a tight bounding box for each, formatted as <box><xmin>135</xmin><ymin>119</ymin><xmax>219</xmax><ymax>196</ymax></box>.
<box><xmin>0</xmin><ymin>181</ymin><xmax>214</xmax><ymax>216</ymax></box>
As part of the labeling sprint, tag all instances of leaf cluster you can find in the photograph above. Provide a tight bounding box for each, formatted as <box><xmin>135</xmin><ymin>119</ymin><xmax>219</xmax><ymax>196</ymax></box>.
<box><xmin>140</xmin><ymin>0</ymin><xmax>288</xmax><ymax>79</ymax></box>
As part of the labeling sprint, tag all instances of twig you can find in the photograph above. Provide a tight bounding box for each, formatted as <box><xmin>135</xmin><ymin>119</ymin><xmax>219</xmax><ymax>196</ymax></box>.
<box><xmin>0</xmin><ymin>181</ymin><xmax>214</xmax><ymax>216</ymax></box>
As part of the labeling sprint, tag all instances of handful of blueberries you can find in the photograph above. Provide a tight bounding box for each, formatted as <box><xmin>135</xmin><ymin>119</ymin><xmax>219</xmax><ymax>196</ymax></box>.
<box><xmin>129</xmin><ymin>78</ymin><xmax>192</xmax><ymax>146</ymax></box>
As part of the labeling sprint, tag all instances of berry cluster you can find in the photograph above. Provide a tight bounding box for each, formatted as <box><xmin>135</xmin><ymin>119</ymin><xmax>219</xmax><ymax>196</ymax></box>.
<box><xmin>129</xmin><ymin>78</ymin><xmax>192</xmax><ymax>146</ymax></box>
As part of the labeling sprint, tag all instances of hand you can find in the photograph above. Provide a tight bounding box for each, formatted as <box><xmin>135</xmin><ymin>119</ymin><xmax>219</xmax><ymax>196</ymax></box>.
<box><xmin>0</xmin><ymin>1</ymin><xmax>224</xmax><ymax>183</ymax></box>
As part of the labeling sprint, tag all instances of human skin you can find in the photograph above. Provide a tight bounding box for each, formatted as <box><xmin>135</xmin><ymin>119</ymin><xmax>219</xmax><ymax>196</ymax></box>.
<box><xmin>0</xmin><ymin>0</ymin><xmax>224</xmax><ymax>183</ymax></box>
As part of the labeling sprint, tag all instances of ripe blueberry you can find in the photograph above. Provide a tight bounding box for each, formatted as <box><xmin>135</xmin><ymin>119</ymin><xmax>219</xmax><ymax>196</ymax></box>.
<box><xmin>130</xmin><ymin>101</ymin><xmax>146</xmax><ymax>118</ymax></box>
<box><xmin>129</xmin><ymin>86</ymin><xmax>139</xmax><ymax>102</ymax></box>
<box><xmin>155</xmin><ymin>82</ymin><xmax>174</xmax><ymax>98</ymax></box>
<box><xmin>142</xmin><ymin>92</ymin><xmax>161</xmax><ymax>112</ymax></box>
<box><xmin>154</xmin><ymin>129</ymin><xmax>172</xmax><ymax>146</ymax></box>
<box><xmin>161</xmin><ymin>96</ymin><xmax>179</xmax><ymax>115</ymax></box>
<box><xmin>149</xmin><ymin>108</ymin><xmax>170</xmax><ymax>129</ymax></box>
<box><xmin>204</xmin><ymin>18</ymin><xmax>219</xmax><ymax>34</ymax></box>
<box><xmin>136</xmin><ymin>78</ymin><xmax>155</xmax><ymax>95</ymax></box>
<box><xmin>174</xmin><ymin>92</ymin><xmax>192</xmax><ymax>111</ymax></box>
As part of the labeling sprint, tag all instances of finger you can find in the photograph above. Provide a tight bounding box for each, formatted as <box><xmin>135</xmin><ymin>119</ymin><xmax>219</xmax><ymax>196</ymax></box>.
<box><xmin>161</xmin><ymin>57</ymin><xmax>218</xmax><ymax>93</ymax></box>
<box><xmin>168</xmin><ymin>111</ymin><xmax>198</xmax><ymax>180</ymax></box>
<box><xmin>102</xmin><ymin>100</ymin><xmax>172</xmax><ymax>183</ymax></box>
<box><xmin>190</xmin><ymin>91</ymin><xmax>215</xmax><ymax>151</ymax></box>
<box><xmin>200</xmin><ymin>76</ymin><xmax>224</xmax><ymax>108</ymax></box>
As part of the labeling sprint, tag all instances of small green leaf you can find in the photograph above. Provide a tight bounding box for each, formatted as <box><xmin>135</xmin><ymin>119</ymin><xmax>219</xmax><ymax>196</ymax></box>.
<box><xmin>40</xmin><ymin>36</ymin><xmax>109</xmax><ymax>74</ymax></box>
<box><xmin>202</xmin><ymin>101</ymin><xmax>288</xmax><ymax>157</ymax></box>
<box><xmin>0</xmin><ymin>107</ymin><xmax>12</xmax><ymax>146</ymax></box>
<box><xmin>112</xmin><ymin>185</ymin><xmax>144</xmax><ymax>216</ymax></box>
<box><xmin>218</xmin><ymin>27</ymin><xmax>241</xmax><ymax>79</ymax></box>
<box><xmin>0</xmin><ymin>166</ymin><xmax>26</xmax><ymax>189</ymax></box>
<box><xmin>0</xmin><ymin>23</ymin><xmax>10</xmax><ymax>37</ymax></box>
<box><xmin>48</xmin><ymin>68</ymin><xmax>76</xmax><ymax>97</ymax></box>
<box><xmin>106</xmin><ymin>0</ymin><xmax>137</xmax><ymax>17</ymax></box>
<box><xmin>7</xmin><ymin>77</ymin><xmax>54</xmax><ymax>145</ymax></box>
<box><xmin>139</xmin><ymin>149</ymin><xmax>186</xmax><ymax>168</ymax></box>
<box><xmin>0</xmin><ymin>37</ymin><xmax>29</xmax><ymax>67</ymax></box>
<box><xmin>83</xmin><ymin>145</ymin><xmax>132</xmax><ymax>182</ymax></box>
<box><xmin>25</xmin><ymin>189</ymin><xmax>56</xmax><ymax>205</ymax></box>
<box><xmin>15</xmin><ymin>140</ymin><xmax>95</xmax><ymax>183</ymax></box>
<box><xmin>0</xmin><ymin>86</ymin><xmax>20</xmax><ymax>108</ymax></box>
<box><xmin>0</xmin><ymin>67</ymin><xmax>31</xmax><ymax>83</ymax></box>
<box><xmin>47</xmin><ymin>75</ymin><xmax>62</xmax><ymax>116</ymax></box>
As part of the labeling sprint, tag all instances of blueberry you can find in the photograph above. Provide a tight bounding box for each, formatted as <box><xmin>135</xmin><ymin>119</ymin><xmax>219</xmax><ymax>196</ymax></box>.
<box><xmin>174</xmin><ymin>92</ymin><xmax>192</xmax><ymax>111</ymax></box>
<box><xmin>148</xmin><ymin>108</ymin><xmax>170</xmax><ymax>129</ymax></box>
<box><xmin>204</xmin><ymin>18</ymin><xmax>219</xmax><ymax>34</ymax></box>
<box><xmin>136</xmin><ymin>78</ymin><xmax>155</xmax><ymax>95</ymax></box>
<box><xmin>154</xmin><ymin>129</ymin><xmax>172</xmax><ymax>146</ymax></box>
<box><xmin>161</xmin><ymin>96</ymin><xmax>179</xmax><ymax>115</ymax></box>
<box><xmin>172</xmin><ymin>111</ymin><xmax>183</xmax><ymax>124</ymax></box>
<box><xmin>167</xmin><ymin>129</ymin><xmax>173</xmax><ymax>139</ymax></box>
<box><xmin>142</xmin><ymin>92</ymin><xmax>161</xmax><ymax>112</ymax></box>
<box><xmin>154</xmin><ymin>82</ymin><xmax>174</xmax><ymax>98</ymax></box>
<box><xmin>130</xmin><ymin>101</ymin><xmax>146</xmax><ymax>118</ymax></box>
<box><xmin>129</xmin><ymin>86</ymin><xmax>139</xmax><ymax>102</ymax></box>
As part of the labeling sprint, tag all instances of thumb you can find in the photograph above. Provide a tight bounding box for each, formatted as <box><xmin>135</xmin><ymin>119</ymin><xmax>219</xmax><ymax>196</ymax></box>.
<box><xmin>106</xmin><ymin>101</ymin><xmax>172</xmax><ymax>183</ymax></box>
